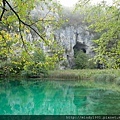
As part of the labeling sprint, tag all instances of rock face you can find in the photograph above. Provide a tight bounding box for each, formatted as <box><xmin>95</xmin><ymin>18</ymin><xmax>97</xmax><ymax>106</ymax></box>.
<box><xmin>54</xmin><ymin>25</ymin><xmax>94</xmax><ymax>68</ymax></box>
<box><xmin>26</xmin><ymin>2</ymin><xmax>95</xmax><ymax>69</ymax></box>
<box><xmin>26</xmin><ymin>23</ymin><xmax>95</xmax><ymax>69</ymax></box>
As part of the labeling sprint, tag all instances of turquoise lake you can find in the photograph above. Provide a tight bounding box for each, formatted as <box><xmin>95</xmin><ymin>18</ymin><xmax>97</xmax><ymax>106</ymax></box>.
<box><xmin>0</xmin><ymin>79</ymin><xmax>120</xmax><ymax>115</ymax></box>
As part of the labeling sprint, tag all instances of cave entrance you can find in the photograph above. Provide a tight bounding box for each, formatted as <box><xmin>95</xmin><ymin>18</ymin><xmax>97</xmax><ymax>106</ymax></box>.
<box><xmin>73</xmin><ymin>41</ymin><xmax>87</xmax><ymax>56</ymax></box>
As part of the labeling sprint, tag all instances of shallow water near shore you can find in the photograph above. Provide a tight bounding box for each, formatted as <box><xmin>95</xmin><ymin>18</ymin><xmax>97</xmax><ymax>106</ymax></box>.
<box><xmin>0</xmin><ymin>79</ymin><xmax>120</xmax><ymax>115</ymax></box>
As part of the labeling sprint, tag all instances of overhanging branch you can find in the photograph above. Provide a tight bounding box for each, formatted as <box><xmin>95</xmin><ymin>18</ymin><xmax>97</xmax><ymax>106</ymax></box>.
<box><xmin>4</xmin><ymin>0</ymin><xmax>45</xmax><ymax>41</ymax></box>
<box><xmin>0</xmin><ymin>0</ymin><xmax>6</xmax><ymax>21</ymax></box>
<box><xmin>0</xmin><ymin>0</ymin><xmax>46</xmax><ymax>43</ymax></box>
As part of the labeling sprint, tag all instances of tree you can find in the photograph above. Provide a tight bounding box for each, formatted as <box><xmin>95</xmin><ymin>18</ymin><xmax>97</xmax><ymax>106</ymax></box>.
<box><xmin>76</xmin><ymin>0</ymin><xmax>120</xmax><ymax>68</ymax></box>
<box><xmin>0</xmin><ymin>0</ymin><xmax>64</xmax><ymax>77</ymax></box>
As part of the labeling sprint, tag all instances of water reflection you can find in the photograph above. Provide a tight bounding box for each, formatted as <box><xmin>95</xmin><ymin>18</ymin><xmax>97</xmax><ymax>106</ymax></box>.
<box><xmin>0</xmin><ymin>80</ymin><xmax>120</xmax><ymax>115</ymax></box>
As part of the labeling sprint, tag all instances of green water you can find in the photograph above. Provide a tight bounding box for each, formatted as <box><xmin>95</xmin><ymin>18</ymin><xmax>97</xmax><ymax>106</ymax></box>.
<box><xmin>0</xmin><ymin>79</ymin><xmax>120</xmax><ymax>115</ymax></box>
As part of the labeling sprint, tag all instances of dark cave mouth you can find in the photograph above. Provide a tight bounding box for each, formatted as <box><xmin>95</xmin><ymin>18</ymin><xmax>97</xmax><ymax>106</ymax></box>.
<box><xmin>73</xmin><ymin>41</ymin><xmax>86</xmax><ymax>54</ymax></box>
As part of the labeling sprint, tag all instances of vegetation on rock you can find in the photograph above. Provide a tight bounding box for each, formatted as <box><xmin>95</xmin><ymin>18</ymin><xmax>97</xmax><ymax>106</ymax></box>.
<box><xmin>84</xmin><ymin>0</ymin><xmax>120</xmax><ymax>68</ymax></box>
<box><xmin>0</xmin><ymin>0</ymin><xmax>64</xmax><ymax>77</ymax></box>
<box><xmin>0</xmin><ymin>0</ymin><xmax>120</xmax><ymax>79</ymax></box>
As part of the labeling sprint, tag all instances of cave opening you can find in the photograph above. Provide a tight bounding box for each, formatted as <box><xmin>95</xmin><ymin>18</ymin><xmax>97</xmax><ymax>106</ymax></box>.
<box><xmin>73</xmin><ymin>41</ymin><xmax>87</xmax><ymax>56</ymax></box>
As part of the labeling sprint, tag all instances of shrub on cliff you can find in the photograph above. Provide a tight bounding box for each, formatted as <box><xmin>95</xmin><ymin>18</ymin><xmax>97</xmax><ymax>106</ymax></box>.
<box><xmin>74</xmin><ymin>51</ymin><xmax>89</xmax><ymax>69</ymax></box>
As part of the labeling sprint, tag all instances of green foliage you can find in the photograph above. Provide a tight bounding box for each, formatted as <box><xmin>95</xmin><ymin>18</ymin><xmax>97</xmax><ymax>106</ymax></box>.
<box><xmin>74</xmin><ymin>51</ymin><xmax>96</xmax><ymax>69</ymax></box>
<box><xmin>21</xmin><ymin>49</ymin><xmax>48</xmax><ymax>78</ymax></box>
<box><xmin>0</xmin><ymin>0</ymin><xmax>64</xmax><ymax>77</ymax></box>
<box><xmin>74</xmin><ymin>51</ymin><xmax>89</xmax><ymax>69</ymax></box>
<box><xmin>33</xmin><ymin>49</ymin><xmax>46</xmax><ymax>63</ymax></box>
<box><xmin>87</xmin><ymin>59</ymin><xmax>96</xmax><ymax>69</ymax></box>
<box><xmin>84</xmin><ymin>0</ymin><xmax>120</xmax><ymax>68</ymax></box>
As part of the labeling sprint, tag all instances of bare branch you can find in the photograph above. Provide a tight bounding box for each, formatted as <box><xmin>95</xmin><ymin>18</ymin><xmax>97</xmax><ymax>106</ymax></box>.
<box><xmin>42</xmin><ymin>10</ymin><xmax>51</xmax><ymax>20</ymax></box>
<box><xmin>30</xmin><ymin>19</ymin><xmax>55</xmax><ymax>26</ymax></box>
<box><xmin>18</xmin><ymin>20</ymin><xmax>33</xmax><ymax>59</ymax></box>
<box><xmin>0</xmin><ymin>0</ymin><xmax>6</xmax><ymax>21</ymax></box>
<box><xmin>0</xmin><ymin>5</ymin><xmax>7</xmax><ymax>11</ymax></box>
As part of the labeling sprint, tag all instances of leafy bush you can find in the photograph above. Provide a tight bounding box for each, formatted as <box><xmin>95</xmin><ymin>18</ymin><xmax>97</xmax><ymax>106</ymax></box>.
<box><xmin>74</xmin><ymin>50</ymin><xmax>96</xmax><ymax>69</ymax></box>
<box><xmin>87</xmin><ymin>59</ymin><xmax>96</xmax><ymax>69</ymax></box>
<box><xmin>21</xmin><ymin>49</ymin><xmax>48</xmax><ymax>78</ymax></box>
<box><xmin>74</xmin><ymin>51</ymin><xmax>88</xmax><ymax>69</ymax></box>
<box><xmin>9</xmin><ymin>57</ymin><xmax>25</xmax><ymax>75</ymax></box>
<box><xmin>22</xmin><ymin>62</ymin><xmax>48</xmax><ymax>78</ymax></box>
<box><xmin>0</xmin><ymin>46</ymin><xmax>60</xmax><ymax>78</ymax></box>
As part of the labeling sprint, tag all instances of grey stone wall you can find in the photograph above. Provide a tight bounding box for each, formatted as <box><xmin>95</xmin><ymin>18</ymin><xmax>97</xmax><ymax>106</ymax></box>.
<box><xmin>54</xmin><ymin>25</ymin><xmax>94</xmax><ymax>68</ymax></box>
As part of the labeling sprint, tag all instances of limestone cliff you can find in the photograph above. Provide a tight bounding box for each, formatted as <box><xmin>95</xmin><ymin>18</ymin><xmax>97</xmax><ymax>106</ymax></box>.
<box><xmin>54</xmin><ymin>25</ymin><xmax>94</xmax><ymax>68</ymax></box>
<box><xmin>27</xmin><ymin>2</ymin><xmax>95</xmax><ymax>69</ymax></box>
